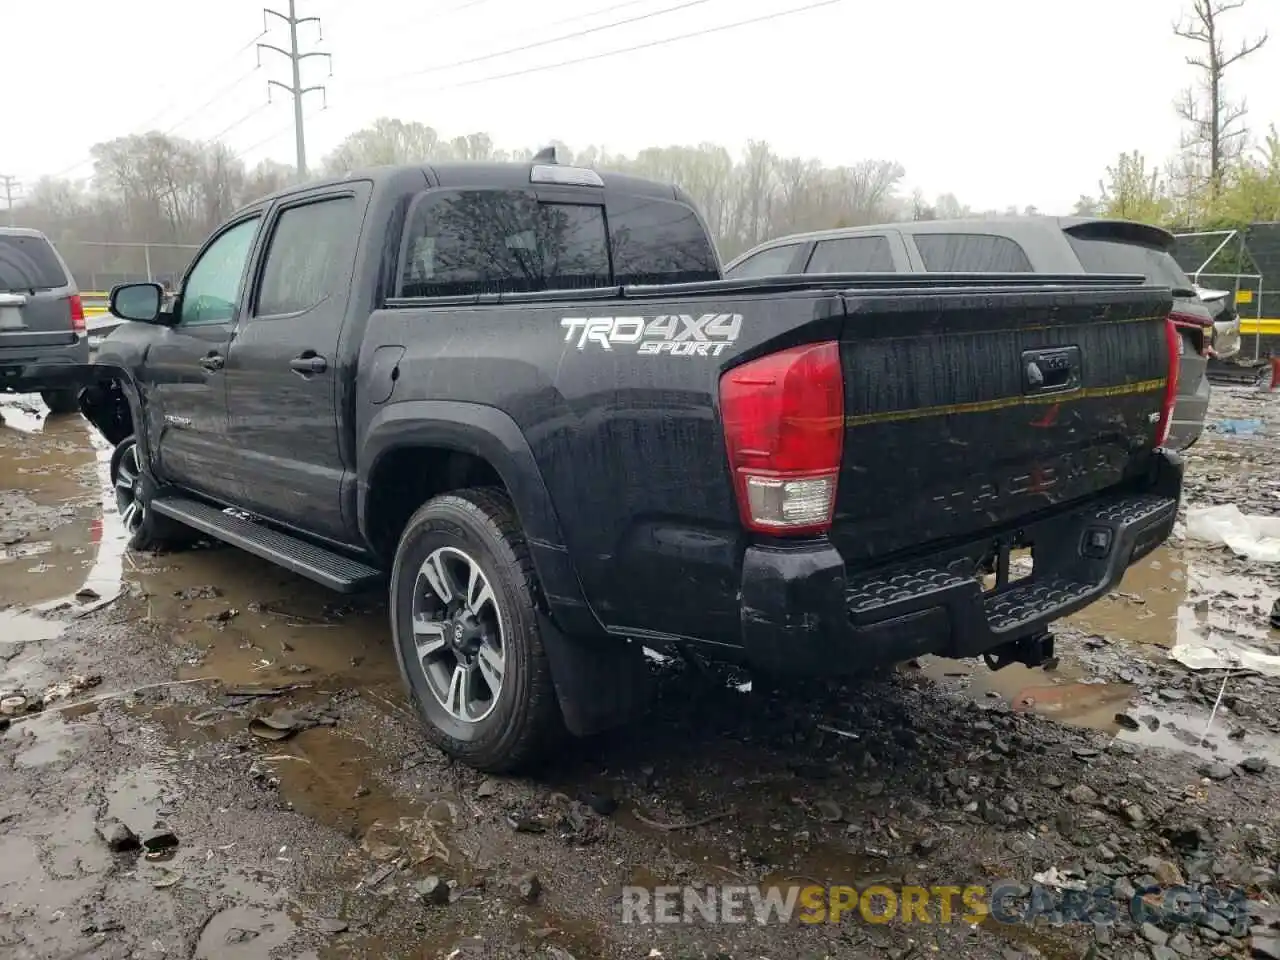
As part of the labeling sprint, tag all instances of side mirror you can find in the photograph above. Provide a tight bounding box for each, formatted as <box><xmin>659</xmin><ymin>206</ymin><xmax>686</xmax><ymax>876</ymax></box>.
<box><xmin>109</xmin><ymin>282</ymin><xmax>168</xmax><ymax>324</ymax></box>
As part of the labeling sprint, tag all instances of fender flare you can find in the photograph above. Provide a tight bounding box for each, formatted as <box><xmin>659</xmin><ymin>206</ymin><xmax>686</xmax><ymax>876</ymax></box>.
<box><xmin>358</xmin><ymin>400</ymin><xmax>599</xmax><ymax>635</ymax></box>
<box><xmin>359</xmin><ymin>402</ymin><xmax>650</xmax><ymax>736</ymax></box>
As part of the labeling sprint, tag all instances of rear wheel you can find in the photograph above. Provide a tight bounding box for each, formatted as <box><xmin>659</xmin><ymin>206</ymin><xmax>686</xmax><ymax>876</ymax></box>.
<box><xmin>109</xmin><ymin>436</ymin><xmax>193</xmax><ymax>551</ymax></box>
<box><xmin>41</xmin><ymin>389</ymin><xmax>80</xmax><ymax>415</ymax></box>
<box><xmin>390</xmin><ymin>488</ymin><xmax>562</xmax><ymax>772</ymax></box>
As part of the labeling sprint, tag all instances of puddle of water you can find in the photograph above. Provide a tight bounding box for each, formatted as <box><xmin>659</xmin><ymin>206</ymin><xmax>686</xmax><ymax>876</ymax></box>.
<box><xmin>141</xmin><ymin>699</ymin><xmax>457</xmax><ymax>876</ymax></box>
<box><xmin>918</xmin><ymin>653</ymin><xmax>1280</xmax><ymax>766</ymax></box>
<box><xmin>0</xmin><ymin>398</ymin><xmax>47</xmax><ymax>434</ymax></box>
<box><xmin>117</xmin><ymin>543</ymin><xmax>397</xmax><ymax>688</ymax></box>
<box><xmin>0</xmin><ymin>410</ymin><xmax>126</xmax><ymax>649</ymax></box>
<box><xmin>194</xmin><ymin>905</ymin><xmax>297</xmax><ymax>960</ymax></box>
<box><xmin>1067</xmin><ymin>546</ymin><xmax>1278</xmax><ymax>653</ymax></box>
<box><xmin>0</xmin><ymin>611</ymin><xmax>65</xmax><ymax>645</ymax></box>
<box><xmin>11</xmin><ymin>710</ymin><xmax>99</xmax><ymax>768</ymax></box>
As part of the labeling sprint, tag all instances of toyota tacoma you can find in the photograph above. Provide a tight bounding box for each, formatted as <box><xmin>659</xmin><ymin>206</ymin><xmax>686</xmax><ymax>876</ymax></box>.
<box><xmin>66</xmin><ymin>152</ymin><xmax>1184</xmax><ymax>771</ymax></box>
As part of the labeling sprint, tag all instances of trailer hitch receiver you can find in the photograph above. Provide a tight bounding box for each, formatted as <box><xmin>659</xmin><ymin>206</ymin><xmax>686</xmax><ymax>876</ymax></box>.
<box><xmin>983</xmin><ymin>631</ymin><xmax>1055</xmax><ymax>671</ymax></box>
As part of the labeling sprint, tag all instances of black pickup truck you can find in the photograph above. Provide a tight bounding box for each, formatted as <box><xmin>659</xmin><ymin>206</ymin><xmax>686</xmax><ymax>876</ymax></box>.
<box><xmin>63</xmin><ymin>152</ymin><xmax>1184</xmax><ymax>771</ymax></box>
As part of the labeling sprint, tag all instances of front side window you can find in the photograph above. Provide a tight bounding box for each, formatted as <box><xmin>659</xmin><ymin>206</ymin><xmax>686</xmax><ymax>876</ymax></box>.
<box><xmin>724</xmin><ymin>244</ymin><xmax>801</xmax><ymax>279</ymax></box>
<box><xmin>257</xmin><ymin>197</ymin><xmax>358</xmax><ymax>316</ymax></box>
<box><xmin>913</xmin><ymin>233</ymin><xmax>1033</xmax><ymax>272</ymax></box>
<box><xmin>180</xmin><ymin>217</ymin><xmax>259</xmax><ymax>326</ymax></box>
<box><xmin>400</xmin><ymin>190</ymin><xmax>610</xmax><ymax>297</ymax></box>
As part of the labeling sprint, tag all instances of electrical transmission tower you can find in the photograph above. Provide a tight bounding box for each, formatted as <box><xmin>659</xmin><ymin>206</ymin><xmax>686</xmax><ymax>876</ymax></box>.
<box><xmin>258</xmin><ymin>0</ymin><xmax>332</xmax><ymax>178</ymax></box>
<box><xmin>0</xmin><ymin>175</ymin><xmax>21</xmax><ymax>226</ymax></box>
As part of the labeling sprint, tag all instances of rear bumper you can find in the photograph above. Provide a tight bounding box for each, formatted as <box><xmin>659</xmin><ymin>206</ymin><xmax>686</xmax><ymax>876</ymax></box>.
<box><xmin>0</xmin><ymin>337</ymin><xmax>90</xmax><ymax>392</ymax></box>
<box><xmin>1168</xmin><ymin>355</ymin><xmax>1211</xmax><ymax>451</ymax></box>
<box><xmin>739</xmin><ymin>452</ymin><xmax>1183</xmax><ymax>674</ymax></box>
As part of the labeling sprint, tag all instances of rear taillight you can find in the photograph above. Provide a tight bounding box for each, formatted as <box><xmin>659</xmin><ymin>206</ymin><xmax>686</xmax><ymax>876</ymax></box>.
<box><xmin>719</xmin><ymin>341</ymin><xmax>844</xmax><ymax>536</ymax></box>
<box><xmin>67</xmin><ymin>294</ymin><xmax>86</xmax><ymax>334</ymax></box>
<box><xmin>1170</xmin><ymin>311</ymin><xmax>1211</xmax><ymax>357</ymax></box>
<box><xmin>1155</xmin><ymin>317</ymin><xmax>1180</xmax><ymax>448</ymax></box>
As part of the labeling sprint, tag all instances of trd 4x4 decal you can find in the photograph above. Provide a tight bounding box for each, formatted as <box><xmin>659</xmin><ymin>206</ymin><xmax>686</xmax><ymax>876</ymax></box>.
<box><xmin>560</xmin><ymin>313</ymin><xmax>742</xmax><ymax>357</ymax></box>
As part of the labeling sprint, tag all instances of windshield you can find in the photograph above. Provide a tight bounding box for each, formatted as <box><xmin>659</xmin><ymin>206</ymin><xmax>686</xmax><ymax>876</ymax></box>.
<box><xmin>0</xmin><ymin>234</ymin><xmax>69</xmax><ymax>292</ymax></box>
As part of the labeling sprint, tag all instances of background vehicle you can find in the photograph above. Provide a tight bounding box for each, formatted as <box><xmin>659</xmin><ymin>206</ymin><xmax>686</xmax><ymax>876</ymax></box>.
<box><xmin>73</xmin><ymin>159</ymin><xmax>1183</xmax><ymax>773</ymax></box>
<box><xmin>0</xmin><ymin>227</ymin><xmax>88</xmax><ymax>413</ymax></box>
<box><xmin>725</xmin><ymin>216</ymin><xmax>1213</xmax><ymax>450</ymax></box>
<box><xmin>1195</xmin><ymin>285</ymin><xmax>1242</xmax><ymax>360</ymax></box>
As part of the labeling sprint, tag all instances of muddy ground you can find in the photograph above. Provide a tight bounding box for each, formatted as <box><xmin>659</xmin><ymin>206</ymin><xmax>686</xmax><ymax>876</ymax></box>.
<box><xmin>3</xmin><ymin>390</ymin><xmax>1280</xmax><ymax>960</ymax></box>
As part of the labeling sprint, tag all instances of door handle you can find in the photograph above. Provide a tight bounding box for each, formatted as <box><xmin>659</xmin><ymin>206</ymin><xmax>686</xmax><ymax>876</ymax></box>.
<box><xmin>290</xmin><ymin>353</ymin><xmax>328</xmax><ymax>374</ymax></box>
<box><xmin>200</xmin><ymin>353</ymin><xmax>224</xmax><ymax>372</ymax></box>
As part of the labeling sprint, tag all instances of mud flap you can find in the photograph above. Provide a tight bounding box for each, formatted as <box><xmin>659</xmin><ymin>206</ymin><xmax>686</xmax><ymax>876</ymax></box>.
<box><xmin>536</xmin><ymin>611</ymin><xmax>652</xmax><ymax>737</ymax></box>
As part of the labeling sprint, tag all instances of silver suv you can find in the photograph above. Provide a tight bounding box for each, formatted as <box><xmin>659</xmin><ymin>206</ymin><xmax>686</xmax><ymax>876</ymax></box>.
<box><xmin>0</xmin><ymin>227</ymin><xmax>89</xmax><ymax>414</ymax></box>
<box><xmin>725</xmin><ymin>217</ymin><xmax>1213</xmax><ymax>451</ymax></box>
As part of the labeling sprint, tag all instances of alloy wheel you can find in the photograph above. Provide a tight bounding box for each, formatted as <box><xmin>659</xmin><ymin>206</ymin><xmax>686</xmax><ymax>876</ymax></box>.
<box><xmin>113</xmin><ymin>442</ymin><xmax>146</xmax><ymax>536</ymax></box>
<box><xmin>410</xmin><ymin>546</ymin><xmax>506</xmax><ymax>723</ymax></box>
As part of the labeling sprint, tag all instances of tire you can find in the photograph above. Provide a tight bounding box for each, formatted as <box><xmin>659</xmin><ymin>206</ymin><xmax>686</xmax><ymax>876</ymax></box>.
<box><xmin>390</xmin><ymin>487</ymin><xmax>563</xmax><ymax>773</ymax></box>
<box><xmin>109</xmin><ymin>436</ymin><xmax>194</xmax><ymax>552</ymax></box>
<box><xmin>41</xmin><ymin>388</ymin><xmax>80</xmax><ymax>415</ymax></box>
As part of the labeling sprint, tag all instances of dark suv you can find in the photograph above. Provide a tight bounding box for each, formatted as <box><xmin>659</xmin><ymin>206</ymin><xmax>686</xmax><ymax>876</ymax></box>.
<box><xmin>725</xmin><ymin>217</ymin><xmax>1213</xmax><ymax>450</ymax></box>
<box><xmin>0</xmin><ymin>227</ymin><xmax>88</xmax><ymax>414</ymax></box>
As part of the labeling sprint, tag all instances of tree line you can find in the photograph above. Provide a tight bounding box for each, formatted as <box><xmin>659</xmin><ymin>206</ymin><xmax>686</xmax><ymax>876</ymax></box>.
<box><xmin>12</xmin><ymin>119</ymin><xmax>986</xmax><ymax>287</ymax></box>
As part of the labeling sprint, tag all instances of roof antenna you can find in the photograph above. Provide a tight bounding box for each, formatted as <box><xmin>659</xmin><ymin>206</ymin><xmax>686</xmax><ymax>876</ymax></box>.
<box><xmin>532</xmin><ymin>144</ymin><xmax>560</xmax><ymax>164</ymax></box>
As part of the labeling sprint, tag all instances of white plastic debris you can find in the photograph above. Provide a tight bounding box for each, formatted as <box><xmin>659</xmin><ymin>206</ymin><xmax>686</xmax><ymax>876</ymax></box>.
<box><xmin>1169</xmin><ymin>642</ymin><xmax>1280</xmax><ymax>677</ymax></box>
<box><xmin>1185</xmin><ymin>504</ymin><xmax>1280</xmax><ymax>562</ymax></box>
<box><xmin>1032</xmin><ymin>866</ymin><xmax>1086</xmax><ymax>890</ymax></box>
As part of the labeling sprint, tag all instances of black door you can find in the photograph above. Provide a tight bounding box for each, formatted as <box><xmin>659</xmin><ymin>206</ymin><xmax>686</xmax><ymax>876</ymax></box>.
<box><xmin>223</xmin><ymin>190</ymin><xmax>365</xmax><ymax>542</ymax></box>
<box><xmin>147</xmin><ymin>215</ymin><xmax>261</xmax><ymax>501</ymax></box>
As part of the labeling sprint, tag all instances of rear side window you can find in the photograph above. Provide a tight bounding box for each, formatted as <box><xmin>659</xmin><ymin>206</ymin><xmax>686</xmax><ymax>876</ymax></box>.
<box><xmin>0</xmin><ymin>234</ymin><xmax>68</xmax><ymax>292</ymax></box>
<box><xmin>725</xmin><ymin>244</ymin><xmax>802</xmax><ymax>279</ymax></box>
<box><xmin>806</xmin><ymin>236</ymin><xmax>895</xmax><ymax>273</ymax></box>
<box><xmin>257</xmin><ymin>196</ymin><xmax>358</xmax><ymax>316</ymax></box>
<box><xmin>606</xmin><ymin>195</ymin><xmax>718</xmax><ymax>285</ymax></box>
<box><xmin>1066</xmin><ymin>235</ymin><xmax>1191</xmax><ymax>289</ymax></box>
<box><xmin>913</xmin><ymin>233</ymin><xmax>1033</xmax><ymax>272</ymax></box>
<box><xmin>400</xmin><ymin>190</ymin><xmax>610</xmax><ymax>297</ymax></box>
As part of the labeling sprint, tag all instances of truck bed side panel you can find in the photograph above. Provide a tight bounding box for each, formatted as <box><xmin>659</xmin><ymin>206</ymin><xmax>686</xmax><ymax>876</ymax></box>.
<box><xmin>357</xmin><ymin>289</ymin><xmax>844</xmax><ymax>645</ymax></box>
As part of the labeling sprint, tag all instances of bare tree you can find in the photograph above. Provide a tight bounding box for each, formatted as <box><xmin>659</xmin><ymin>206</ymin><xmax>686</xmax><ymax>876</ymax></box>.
<box><xmin>1173</xmin><ymin>0</ymin><xmax>1268</xmax><ymax>196</ymax></box>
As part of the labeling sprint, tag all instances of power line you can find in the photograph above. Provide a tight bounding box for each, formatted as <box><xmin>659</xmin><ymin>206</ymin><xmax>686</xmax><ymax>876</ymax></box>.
<box><xmin>161</xmin><ymin>65</ymin><xmax>262</xmax><ymax>137</ymax></box>
<box><xmin>209</xmin><ymin>104</ymin><xmax>274</xmax><ymax>144</ymax></box>
<box><xmin>423</xmin><ymin>0</ymin><xmax>844</xmax><ymax>95</ymax></box>
<box><xmin>135</xmin><ymin>31</ymin><xmax>268</xmax><ymax>131</ymax></box>
<box><xmin>365</xmin><ymin>0</ymin><xmax>494</xmax><ymax>38</ymax></box>
<box><xmin>43</xmin><ymin>30</ymin><xmax>269</xmax><ymax>182</ymax></box>
<box><xmin>230</xmin><ymin>105</ymin><xmax>323</xmax><ymax>163</ymax></box>
<box><xmin>366</xmin><ymin>0</ymin><xmax>717</xmax><ymax>88</ymax></box>
<box><xmin>542</xmin><ymin>0</ymin><xmax>656</xmax><ymax>31</ymax></box>
<box><xmin>259</xmin><ymin>0</ymin><xmax>333</xmax><ymax>177</ymax></box>
<box><xmin>243</xmin><ymin>1</ymin><xmax>840</xmax><ymax>170</ymax></box>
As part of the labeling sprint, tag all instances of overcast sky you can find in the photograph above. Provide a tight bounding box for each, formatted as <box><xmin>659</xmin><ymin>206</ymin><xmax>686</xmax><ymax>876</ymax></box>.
<box><xmin>4</xmin><ymin>0</ymin><xmax>1275</xmax><ymax>213</ymax></box>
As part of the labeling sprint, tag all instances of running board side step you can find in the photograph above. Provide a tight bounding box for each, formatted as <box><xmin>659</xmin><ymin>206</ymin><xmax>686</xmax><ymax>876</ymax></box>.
<box><xmin>149</xmin><ymin>496</ymin><xmax>383</xmax><ymax>593</ymax></box>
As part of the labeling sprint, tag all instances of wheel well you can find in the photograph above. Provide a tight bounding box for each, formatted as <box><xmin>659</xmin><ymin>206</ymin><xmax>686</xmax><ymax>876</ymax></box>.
<box><xmin>366</xmin><ymin>446</ymin><xmax>505</xmax><ymax>561</ymax></box>
<box><xmin>82</xmin><ymin>379</ymin><xmax>134</xmax><ymax>447</ymax></box>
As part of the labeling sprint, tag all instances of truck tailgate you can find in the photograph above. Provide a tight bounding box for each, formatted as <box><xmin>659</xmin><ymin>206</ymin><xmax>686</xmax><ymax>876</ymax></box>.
<box><xmin>831</xmin><ymin>281</ymin><xmax>1173</xmax><ymax>565</ymax></box>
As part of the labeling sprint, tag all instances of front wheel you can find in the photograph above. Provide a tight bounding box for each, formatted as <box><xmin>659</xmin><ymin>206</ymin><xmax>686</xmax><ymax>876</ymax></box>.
<box><xmin>109</xmin><ymin>436</ymin><xmax>194</xmax><ymax>552</ymax></box>
<box><xmin>41</xmin><ymin>389</ymin><xmax>80</xmax><ymax>415</ymax></box>
<box><xmin>389</xmin><ymin>488</ymin><xmax>562</xmax><ymax>773</ymax></box>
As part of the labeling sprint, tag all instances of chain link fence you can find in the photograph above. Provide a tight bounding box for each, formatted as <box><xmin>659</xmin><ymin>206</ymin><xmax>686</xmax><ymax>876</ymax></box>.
<box><xmin>51</xmin><ymin>240</ymin><xmax>200</xmax><ymax>295</ymax></box>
